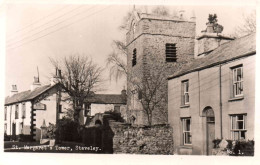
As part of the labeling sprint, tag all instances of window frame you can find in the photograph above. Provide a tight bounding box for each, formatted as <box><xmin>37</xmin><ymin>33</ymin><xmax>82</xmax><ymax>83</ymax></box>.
<box><xmin>4</xmin><ymin>123</ymin><xmax>7</xmax><ymax>134</ymax></box>
<box><xmin>4</xmin><ymin>107</ymin><xmax>7</xmax><ymax>121</ymax></box>
<box><xmin>181</xmin><ymin>80</ymin><xmax>190</xmax><ymax>105</ymax></box>
<box><xmin>22</xmin><ymin>103</ymin><xmax>26</xmax><ymax>119</ymax></box>
<box><xmin>84</xmin><ymin>104</ymin><xmax>91</xmax><ymax>117</ymax></box>
<box><xmin>165</xmin><ymin>43</ymin><xmax>177</xmax><ymax>62</ymax></box>
<box><xmin>231</xmin><ymin>65</ymin><xmax>243</xmax><ymax>98</ymax></box>
<box><xmin>230</xmin><ymin>114</ymin><xmax>247</xmax><ymax>140</ymax></box>
<box><xmin>15</xmin><ymin>104</ymin><xmax>19</xmax><ymax>119</ymax></box>
<box><xmin>182</xmin><ymin>118</ymin><xmax>192</xmax><ymax>145</ymax></box>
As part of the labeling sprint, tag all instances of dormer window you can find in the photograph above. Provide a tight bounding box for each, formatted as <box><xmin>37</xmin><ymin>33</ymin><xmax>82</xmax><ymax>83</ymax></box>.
<box><xmin>166</xmin><ymin>43</ymin><xmax>177</xmax><ymax>62</ymax></box>
<box><xmin>132</xmin><ymin>48</ymin><xmax>137</xmax><ymax>67</ymax></box>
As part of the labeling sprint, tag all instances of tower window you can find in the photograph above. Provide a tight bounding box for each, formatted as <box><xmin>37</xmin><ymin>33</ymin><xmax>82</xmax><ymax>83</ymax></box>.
<box><xmin>132</xmin><ymin>48</ymin><xmax>137</xmax><ymax>66</ymax></box>
<box><xmin>166</xmin><ymin>43</ymin><xmax>177</xmax><ymax>62</ymax></box>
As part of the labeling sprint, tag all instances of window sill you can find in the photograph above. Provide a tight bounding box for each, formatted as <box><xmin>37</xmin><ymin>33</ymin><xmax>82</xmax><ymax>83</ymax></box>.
<box><xmin>179</xmin><ymin>145</ymin><xmax>193</xmax><ymax>149</ymax></box>
<box><xmin>180</xmin><ymin>104</ymin><xmax>190</xmax><ymax>108</ymax></box>
<box><xmin>228</xmin><ymin>96</ymin><xmax>244</xmax><ymax>102</ymax></box>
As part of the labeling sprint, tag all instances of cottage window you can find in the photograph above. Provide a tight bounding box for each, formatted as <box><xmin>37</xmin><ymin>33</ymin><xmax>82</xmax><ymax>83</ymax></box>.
<box><xmin>166</xmin><ymin>43</ymin><xmax>177</xmax><ymax>62</ymax></box>
<box><xmin>132</xmin><ymin>48</ymin><xmax>137</xmax><ymax>66</ymax></box>
<box><xmin>84</xmin><ymin>104</ymin><xmax>91</xmax><ymax>117</ymax></box>
<box><xmin>19</xmin><ymin>122</ymin><xmax>23</xmax><ymax>134</ymax></box>
<box><xmin>182</xmin><ymin>118</ymin><xmax>192</xmax><ymax>145</ymax></box>
<box><xmin>4</xmin><ymin>124</ymin><xmax>7</xmax><ymax>134</ymax></box>
<box><xmin>15</xmin><ymin>104</ymin><xmax>19</xmax><ymax>119</ymax></box>
<box><xmin>4</xmin><ymin>107</ymin><xmax>7</xmax><ymax>121</ymax></box>
<box><xmin>230</xmin><ymin>114</ymin><xmax>246</xmax><ymax>140</ymax></box>
<box><xmin>181</xmin><ymin>80</ymin><xmax>189</xmax><ymax>105</ymax></box>
<box><xmin>58</xmin><ymin>104</ymin><xmax>62</xmax><ymax>113</ymax></box>
<box><xmin>232</xmin><ymin>66</ymin><xmax>243</xmax><ymax>97</ymax></box>
<box><xmin>22</xmin><ymin>103</ymin><xmax>26</xmax><ymax>118</ymax></box>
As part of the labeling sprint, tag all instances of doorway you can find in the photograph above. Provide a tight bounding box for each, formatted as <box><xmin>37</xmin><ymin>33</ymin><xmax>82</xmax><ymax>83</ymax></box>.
<box><xmin>12</xmin><ymin>122</ymin><xmax>16</xmax><ymax>141</ymax></box>
<box><xmin>203</xmin><ymin>107</ymin><xmax>215</xmax><ymax>155</ymax></box>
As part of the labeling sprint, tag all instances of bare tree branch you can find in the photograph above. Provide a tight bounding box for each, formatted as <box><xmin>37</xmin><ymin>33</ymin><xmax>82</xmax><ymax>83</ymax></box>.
<box><xmin>49</xmin><ymin>54</ymin><xmax>103</xmax><ymax>124</ymax></box>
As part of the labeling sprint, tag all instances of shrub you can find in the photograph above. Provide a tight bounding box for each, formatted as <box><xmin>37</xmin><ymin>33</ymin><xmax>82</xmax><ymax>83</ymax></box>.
<box><xmin>46</xmin><ymin>123</ymin><xmax>57</xmax><ymax>139</ymax></box>
<box><xmin>56</xmin><ymin>118</ymin><xmax>82</xmax><ymax>142</ymax></box>
<box><xmin>4</xmin><ymin>133</ymin><xmax>10</xmax><ymax>141</ymax></box>
<box><xmin>212</xmin><ymin>138</ymin><xmax>222</xmax><ymax>148</ymax></box>
<box><xmin>226</xmin><ymin>140</ymin><xmax>254</xmax><ymax>156</ymax></box>
<box><xmin>212</xmin><ymin>138</ymin><xmax>254</xmax><ymax>156</ymax></box>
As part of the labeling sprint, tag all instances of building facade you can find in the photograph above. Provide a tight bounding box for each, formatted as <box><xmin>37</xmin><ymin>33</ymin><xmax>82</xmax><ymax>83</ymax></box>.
<box><xmin>4</xmin><ymin>71</ymin><xmax>127</xmax><ymax>141</ymax></box>
<box><xmin>81</xmin><ymin>90</ymin><xmax>127</xmax><ymax>125</ymax></box>
<box><xmin>126</xmin><ymin>9</ymin><xmax>196</xmax><ymax>125</ymax></box>
<box><xmin>4</xmin><ymin>76</ymin><xmax>65</xmax><ymax>141</ymax></box>
<box><xmin>168</xmin><ymin>33</ymin><xmax>256</xmax><ymax>155</ymax></box>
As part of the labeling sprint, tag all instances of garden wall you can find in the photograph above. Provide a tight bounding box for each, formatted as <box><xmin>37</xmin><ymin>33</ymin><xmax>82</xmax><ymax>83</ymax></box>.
<box><xmin>109</xmin><ymin>121</ymin><xmax>173</xmax><ymax>154</ymax></box>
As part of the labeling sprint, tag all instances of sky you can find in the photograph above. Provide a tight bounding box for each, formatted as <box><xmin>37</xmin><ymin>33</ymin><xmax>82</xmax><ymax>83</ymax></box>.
<box><xmin>2</xmin><ymin>1</ymin><xmax>256</xmax><ymax>96</ymax></box>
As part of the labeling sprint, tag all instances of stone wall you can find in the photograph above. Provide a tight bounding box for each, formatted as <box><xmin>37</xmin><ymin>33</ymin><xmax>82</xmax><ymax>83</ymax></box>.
<box><xmin>109</xmin><ymin>121</ymin><xmax>173</xmax><ymax>154</ymax></box>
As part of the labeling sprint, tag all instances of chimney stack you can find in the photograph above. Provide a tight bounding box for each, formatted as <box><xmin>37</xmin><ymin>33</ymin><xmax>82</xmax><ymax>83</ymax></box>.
<box><xmin>195</xmin><ymin>17</ymin><xmax>234</xmax><ymax>58</ymax></box>
<box><xmin>10</xmin><ymin>85</ymin><xmax>18</xmax><ymax>96</ymax></box>
<box><xmin>31</xmin><ymin>76</ymin><xmax>41</xmax><ymax>91</ymax></box>
<box><xmin>51</xmin><ymin>68</ymin><xmax>61</xmax><ymax>86</ymax></box>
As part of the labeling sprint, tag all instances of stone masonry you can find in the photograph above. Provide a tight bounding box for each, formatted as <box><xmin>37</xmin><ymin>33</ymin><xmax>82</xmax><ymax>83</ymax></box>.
<box><xmin>109</xmin><ymin>121</ymin><xmax>174</xmax><ymax>154</ymax></box>
<box><xmin>126</xmin><ymin>11</ymin><xmax>196</xmax><ymax>125</ymax></box>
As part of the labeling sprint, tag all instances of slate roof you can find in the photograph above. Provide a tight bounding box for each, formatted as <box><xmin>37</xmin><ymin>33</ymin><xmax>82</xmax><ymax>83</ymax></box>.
<box><xmin>5</xmin><ymin>84</ymin><xmax>56</xmax><ymax>105</ymax></box>
<box><xmin>168</xmin><ymin>33</ymin><xmax>256</xmax><ymax>80</ymax></box>
<box><xmin>86</xmin><ymin>94</ymin><xmax>126</xmax><ymax>104</ymax></box>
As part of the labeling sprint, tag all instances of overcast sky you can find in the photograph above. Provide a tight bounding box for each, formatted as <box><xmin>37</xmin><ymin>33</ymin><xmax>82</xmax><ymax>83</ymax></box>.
<box><xmin>3</xmin><ymin>1</ymin><xmax>256</xmax><ymax>96</ymax></box>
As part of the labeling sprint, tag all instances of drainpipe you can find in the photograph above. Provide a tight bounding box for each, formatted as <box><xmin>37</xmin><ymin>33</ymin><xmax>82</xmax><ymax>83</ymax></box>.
<box><xmin>10</xmin><ymin>106</ymin><xmax>12</xmax><ymax>135</ymax></box>
<box><xmin>219</xmin><ymin>64</ymin><xmax>223</xmax><ymax>139</ymax></box>
<box><xmin>198</xmin><ymin>71</ymin><xmax>201</xmax><ymax>117</ymax></box>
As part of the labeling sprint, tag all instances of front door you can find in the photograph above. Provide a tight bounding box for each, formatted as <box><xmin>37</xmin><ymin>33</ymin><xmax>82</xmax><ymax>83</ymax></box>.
<box><xmin>12</xmin><ymin>122</ymin><xmax>16</xmax><ymax>141</ymax></box>
<box><xmin>206</xmin><ymin>117</ymin><xmax>215</xmax><ymax>155</ymax></box>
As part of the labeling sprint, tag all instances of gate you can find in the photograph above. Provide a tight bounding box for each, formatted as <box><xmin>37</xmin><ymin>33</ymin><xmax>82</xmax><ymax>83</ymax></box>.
<box><xmin>83</xmin><ymin>120</ymin><xmax>114</xmax><ymax>153</ymax></box>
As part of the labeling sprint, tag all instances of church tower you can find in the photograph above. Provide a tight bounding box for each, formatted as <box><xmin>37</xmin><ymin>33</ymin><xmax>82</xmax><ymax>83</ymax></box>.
<box><xmin>126</xmin><ymin>8</ymin><xmax>196</xmax><ymax>125</ymax></box>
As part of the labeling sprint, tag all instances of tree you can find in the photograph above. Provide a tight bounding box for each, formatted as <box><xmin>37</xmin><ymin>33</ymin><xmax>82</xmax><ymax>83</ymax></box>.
<box><xmin>106</xmin><ymin>6</ymin><xmax>172</xmax><ymax>82</ymax></box>
<box><xmin>151</xmin><ymin>6</ymin><xmax>170</xmax><ymax>16</ymax></box>
<box><xmin>233</xmin><ymin>11</ymin><xmax>256</xmax><ymax>37</ymax></box>
<box><xmin>50</xmin><ymin>54</ymin><xmax>103</xmax><ymax>124</ymax></box>
<box><xmin>106</xmin><ymin>40</ymin><xmax>127</xmax><ymax>81</ymax></box>
<box><xmin>206</xmin><ymin>13</ymin><xmax>224</xmax><ymax>33</ymax></box>
<box><xmin>129</xmin><ymin>64</ymin><xmax>168</xmax><ymax>126</ymax></box>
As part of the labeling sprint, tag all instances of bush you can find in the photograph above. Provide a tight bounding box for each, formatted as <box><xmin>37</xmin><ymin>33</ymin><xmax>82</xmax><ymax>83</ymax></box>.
<box><xmin>46</xmin><ymin>123</ymin><xmax>57</xmax><ymax>139</ymax></box>
<box><xmin>226</xmin><ymin>140</ymin><xmax>254</xmax><ymax>156</ymax></box>
<box><xmin>212</xmin><ymin>138</ymin><xmax>254</xmax><ymax>156</ymax></box>
<box><xmin>56</xmin><ymin>118</ymin><xmax>82</xmax><ymax>142</ymax></box>
<box><xmin>212</xmin><ymin>138</ymin><xmax>222</xmax><ymax>148</ymax></box>
<box><xmin>4</xmin><ymin>133</ymin><xmax>10</xmax><ymax>141</ymax></box>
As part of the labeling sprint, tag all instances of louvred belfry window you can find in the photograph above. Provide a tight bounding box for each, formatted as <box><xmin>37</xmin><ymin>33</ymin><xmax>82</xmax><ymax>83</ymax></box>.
<box><xmin>166</xmin><ymin>43</ymin><xmax>177</xmax><ymax>62</ymax></box>
<box><xmin>132</xmin><ymin>48</ymin><xmax>137</xmax><ymax>66</ymax></box>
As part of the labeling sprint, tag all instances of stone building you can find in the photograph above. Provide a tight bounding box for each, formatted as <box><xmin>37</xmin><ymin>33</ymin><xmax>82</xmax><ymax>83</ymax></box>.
<box><xmin>126</xmin><ymin>9</ymin><xmax>196</xmax><ymax>125</ymax></box>
<box><xmin>168</xmin><ymin>32</ymin><xmax>256</xmax><ymax>155</ymax></box>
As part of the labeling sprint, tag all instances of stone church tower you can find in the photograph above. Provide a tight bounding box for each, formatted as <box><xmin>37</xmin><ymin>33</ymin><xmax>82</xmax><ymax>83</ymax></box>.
<box><xmin>126</xmin><ymin>9</ymin><xmax>196</xmax><ymax>125</ymax></box>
